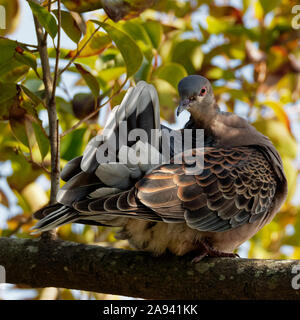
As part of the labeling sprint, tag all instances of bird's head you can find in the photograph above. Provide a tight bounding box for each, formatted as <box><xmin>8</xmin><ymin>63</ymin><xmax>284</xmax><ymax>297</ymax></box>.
<box><xmin>177</xmin><ymin>75</ymin><xmax>217</xmax><ymax>121</ymax></box>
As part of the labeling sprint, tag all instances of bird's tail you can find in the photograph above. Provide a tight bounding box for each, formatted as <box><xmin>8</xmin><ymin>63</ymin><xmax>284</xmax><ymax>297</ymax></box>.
<box><xmin>32</xmin><ymin>205</ymin><xmax>79</xmax><ymax>233</ymax></box>
<box><xmin>32</xmin><ymin>81</ymin><xmax>163</xmax><ymax>232</ymax></box>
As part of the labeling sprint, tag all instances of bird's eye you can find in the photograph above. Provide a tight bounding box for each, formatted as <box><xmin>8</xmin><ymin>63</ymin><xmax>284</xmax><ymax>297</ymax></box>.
<box><xmin>199</xmin><ymin>87</ymin><xmax>207</xmax><ymax>96</ymax></box>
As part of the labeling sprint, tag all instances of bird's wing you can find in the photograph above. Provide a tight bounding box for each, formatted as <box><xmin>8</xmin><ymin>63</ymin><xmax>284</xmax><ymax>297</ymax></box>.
<box><xmin>32</xmin><ymin>146</ymin><xmax>277</xmax><ymax>233</ymax></box>
<box><xmin>135</xmin><ymin>146</ymin><xmax>277</xmax><ymax>232</ymax></box>
<box><xmin>60</xmin><ymin>145</ymin><xmax>277</xmax><ymax>233</ymax></box>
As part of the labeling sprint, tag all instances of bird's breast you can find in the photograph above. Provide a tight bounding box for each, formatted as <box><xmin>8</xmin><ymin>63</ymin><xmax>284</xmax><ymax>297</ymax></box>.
<box><xmin>116</xmin><ymin>218</ymin><xmax>265</xmax><ymax>256</ymax></box>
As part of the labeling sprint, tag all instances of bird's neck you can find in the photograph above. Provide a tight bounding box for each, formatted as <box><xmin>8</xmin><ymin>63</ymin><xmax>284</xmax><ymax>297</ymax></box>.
<box><xmin>187</xmin><ymin>102</ymin><xmax>220</xmax><ymax>131</ymax></box>
<box><xmin>184</xmin><ymin>115</ymin><xmax>218</xmax><ymax>148</ymax></box>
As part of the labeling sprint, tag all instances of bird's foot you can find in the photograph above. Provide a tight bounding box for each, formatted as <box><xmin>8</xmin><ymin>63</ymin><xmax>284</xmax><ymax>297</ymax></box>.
<box><xmin>192</xmin><ymin>239</ymin><xmax>239</xmax><ymax>263</ymax></box>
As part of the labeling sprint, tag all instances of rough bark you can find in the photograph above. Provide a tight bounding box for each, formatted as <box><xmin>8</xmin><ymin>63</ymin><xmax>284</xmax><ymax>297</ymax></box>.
<box><xmin>0</xmin><ymin>237</ymin><xmax>300</xmax><ymax>300</ymax></box>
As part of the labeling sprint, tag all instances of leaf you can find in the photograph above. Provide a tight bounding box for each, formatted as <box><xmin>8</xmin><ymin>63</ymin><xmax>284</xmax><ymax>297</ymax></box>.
<box><xmin>32</xmin><ymin>121</ymin><xmax>49</xmax><ymax>159</ymax></box>
<box><xmin>98</xmin><ymin>66</ymin><xmax>126</xmax><ymax>84</ymax></box>
<box><xmin>9</xmin><ymin>107</ymin><xmax>31</xmax><ymax>148</ymax></box>
<box><xmin>61</xmin><ymin>128</ymin><xmax>87</xmax><ymax>161</ymax></box>
<box><xmin>253</xmin><ymin>0</ymin><xmax>264</xmax><ymax>20</ymax></box>
<box><xmin>154</xmin><ymin>62</ymin><xmax>187</xmax><ymax>89</ymax></box>
<box><xmin>120</xmin><ymin>20</ymin><xmax>153</xmax><ymax>61</ymax></box>
<box><xmin>170</xmin><ymin>39</ymin><xmax>203</xmax><ymax>74</ymax></box>
<box><xmin>206</xmin><ymin>16</ymin><xmax>234</xmax><ymax>34</ymax></box>
<box><xmin>259</xmin><ymin>0</ymin><xmax>281</xmax><ymax>14</ymax></box>
<box><xmin>7</xmin><ymin>88</ymin><xmax>50</xmax><ymax>160</ymax></box>
<box><xmin>14</xmin><ymin>49</ymin><xmax>38</xmax><ymax>74</ymax></box>
<box><xmin>28</xmin><ymin>0</ymin><xmax>58</xmax><ymax>39</ymax></box>
<box><xmin>93</xmin><ymin>21</ymin><xmax>143</xmax><ymax>78</ymax></box>
<box><xmin>134</xmin><ymin>59</ymin><xmax>152</xmax><ymax>83</ymax></box>
<box><xmin>66</xmin><ymin>21</ymin><xmax>111</xmax><ymax>58</ymax></box>
<box><xmin>0</xmin><ymin>82</ymin><xmax>18</xmax><ymax>120</ymax></box>
<box><xmin>75</xmin><ymin>63</ymin><xmax>100</xmax><ymax>97</ymax></box>
<box><xmin>20</xmin><ymin>85</ymin><xmax>44</xmax><ymax>106</ymax></box>
<box><xmin>0</xmin><ymin>189</ymin><xmax>9</xmax><ymax>207</ymax></box>
<box><xmin>152</xmin><ymin>78</ymin><xmax>177</xmax><ymax>123</ymax></box>
<box><xmin>21</xmin><ymin>182</ymin><xmax>49</xmax><ymax>212</ymax></box>
<box><xmin>263</xmin><ymin>101</ymin><xmax>292</xmax><ymax>135</ymax></box>
<box><xmin>142</xmin><ymin>20</ymin><xmax>163</xmax><ymax>49</ymax></box>
<box><xmin>254</xmin><ymin>119</ymin><xmax>297</xmax><ymax>159</ymax></box>
<box><xmin>62</xmin><ymin>0</ymin><xmax>157</xmax><ymax>21</ymax></box>
<box><xmin>0</xmin><ymin>38</ymin><xmax>35</xmax><ymax>82</ymax></box>
<box><xmin>52</xmin><ymin>9</ymin><xmax>82</xmax><ymax>44</ymax></box>
<box><xmin>0</xmin><ymin>57</ymin><xmax>29</xmax><ymax>82</ymax></box>
<box><xmin>8</xmin><ymin>155</ymin><xmax>43</xmax><ymax>191</ymax></box>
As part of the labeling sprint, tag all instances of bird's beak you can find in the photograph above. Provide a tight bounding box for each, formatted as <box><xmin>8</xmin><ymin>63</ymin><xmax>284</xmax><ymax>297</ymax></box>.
<box><xmin>176</xmin><ymin>99</ymin><xmax>190</xmax><ymax>116</ymax></box>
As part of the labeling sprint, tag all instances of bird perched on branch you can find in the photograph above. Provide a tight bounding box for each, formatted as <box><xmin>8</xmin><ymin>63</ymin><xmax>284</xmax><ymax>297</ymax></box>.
<box><xmin>33</xmin><ymin>76</ymin><xmax>287</xmax><ymax>261</ymax></box>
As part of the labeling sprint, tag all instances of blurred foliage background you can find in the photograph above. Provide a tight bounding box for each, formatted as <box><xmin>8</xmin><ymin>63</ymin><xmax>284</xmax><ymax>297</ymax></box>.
<box><xmin>0</xmin><ymin>0</ymin><xmax>299</xmax><ymax>299</ymax></box>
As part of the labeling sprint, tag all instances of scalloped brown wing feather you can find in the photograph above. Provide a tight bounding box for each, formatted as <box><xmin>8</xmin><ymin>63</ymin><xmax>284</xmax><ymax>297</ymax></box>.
<box><xmin>135</xmin><ymin>146</ymin><xmax>277</xmax><ymax>232</ymax></box>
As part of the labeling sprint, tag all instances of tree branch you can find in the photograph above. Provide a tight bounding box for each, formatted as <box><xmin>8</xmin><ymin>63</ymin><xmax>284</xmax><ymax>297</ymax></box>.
<box><xmin>0</xmin><ymin>237</ymin><xmax>299</xmax><ymax>300</ymax></box>
<box><xmin>33</xmin><ymin>2</ymin><xmax>60</xmax><ymax>206</ymax></box>
<box><xmin>32</xmin><ymin>1</ymin><xmax>60</xmax><ymax>241</ymax></box>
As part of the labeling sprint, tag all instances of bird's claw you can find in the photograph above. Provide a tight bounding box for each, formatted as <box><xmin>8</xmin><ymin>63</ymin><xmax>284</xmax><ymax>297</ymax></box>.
<box><xmin>191</xmin><ymin>239</ymin><xmax>240</xmax><ymax>263</ymax></box>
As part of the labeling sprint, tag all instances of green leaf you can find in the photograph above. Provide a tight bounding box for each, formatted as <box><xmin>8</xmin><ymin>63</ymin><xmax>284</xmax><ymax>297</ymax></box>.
<box><xmin>0</xmin><ymin>34</ymin><xmax>36</xmax><ymax>82</ymax></box>
<box><xmin>154</xmin><ymin>62</ymin><xmax>187</xmax><ymax>89</ymax></box>
<box><xmin>28</xmin><ymin>0</ymin><xmax>58</xmax><ymax>39</ymax></box>
<box><xmin>171</xmin><ymin>39</ymin><xmax>203</xmax><ymax>74</ymax></box>
<box><xmin>120</xmin><ymin>20</ymin><xmax>153</xmax><ymax>61</ymax></box>
<box><xmin>9</xmin><ymin>109</ymin><xmax>31</xmax><ymax>148</ymax></box>
<box><xmin>75</xmin><ymin>63</ymin><xmax>100</xmax><ymax>97</ymax></box>
<box><xmin>14</xmin><ymin>49</ymin><xmax>38</xmax><ymax>74</ymax></box>
<box><xmin>20</xmin><ymin>85</ymin><xmax>44</xmax><ymax>106</ymax></box>
<box><xmin>8</xmin><ymin>154</ymin><xmax>43</xmax><ymax>191</ymax></box>
<box><xmin>0</xmin><ymin>57</ymin><xmax>29</xmax><ymax>82</ymax></box>
<box><xmin>0</xmin><ymin>82</ymin><xmax>18</xmax><ymax>120</ymax></box>
<box><xmin>259</xmin><ymin>0</ymin><xmax>281</xmax><ymax>14</ymax></box>
<box><xmin>32</xmin><ymin>120</ymin><xmax>49</xmax><ymax>159</ymax></box>
<box><xmin>134</xmin><ymin>59</ymin><xmax>152</xmax><ymax>83</ymax></box>
<box><xmin>66</xmin><ymin>21</ymin><xmax>111</xmax><ymax>58</ymax></box>
<box><xmin>93</xmin><ymin>20</ymin><xmax>143</xmax><ymax>78</ymax></box>
<box><xmin>254</xmin><ymin>119</ymin><xmax>297</xmax><ymax>159</ymax></box>
<box><xmin>206</xmin><ymin>16</ymin><xmax>234</xmax><ymax>34</ymax></box>
<box><xmin>142</xmin><ymin>20</ymin><xmax>163</xmax><ymax>49</ymax></box>
<box><xmin>263</xmin><ymin>100</ymin><xmax>291</xmax><ymax>134</ymax></box>
<box><xmin>98</xmin><ymin>66</ymin><xmax>126</xmax><ymax>85</ymax></box>
<box><xmin>152</xmin><ymin>78</ymin><xmax>177</xmax><ymax>123</ymax></box>
<box><xmin>52</xmin><ymin>10</ymin><xmax>82</xmax><ymax>43</ymax></box>
<box><xmin>61</xmin><ymin>128</ymin><xmax>87</xmax><ymax>160</ymax></box>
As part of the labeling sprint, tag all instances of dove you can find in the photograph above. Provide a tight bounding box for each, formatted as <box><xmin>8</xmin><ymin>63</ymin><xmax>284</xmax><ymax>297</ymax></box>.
<box><xmin>33</xmin><ymin>76</ymin><xmax>287</xmax><ymax>261</ymax></box>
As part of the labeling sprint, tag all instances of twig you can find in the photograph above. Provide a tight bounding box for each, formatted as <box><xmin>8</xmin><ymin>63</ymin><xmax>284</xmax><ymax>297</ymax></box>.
<box><xmin>58</xmin><ymin>26</ymin><xmax>101</xmax><ymax>77</ymax></box>
<box><xmin>51</xmin><ymin>0</ymin><xmax>61</xmax><ymax>103</ymax></box>
<box><xmin>15</xmin><ymin>41</ymin><xmax>38</xmax><ymax>49</ymax></box>
<box><xmin>42</xmin><ymin>0</ymin><xmax>57</xmax><ymax>7</ymax></box>
<box><xmin>58</xmin><ymin>16</ymin><xmax>108</xmax><ymax>77</ymax></box>
<box><xmin>60</xmin><ymin>79</ymin><xmax>127</xmax><ymax>138</ymax></box>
